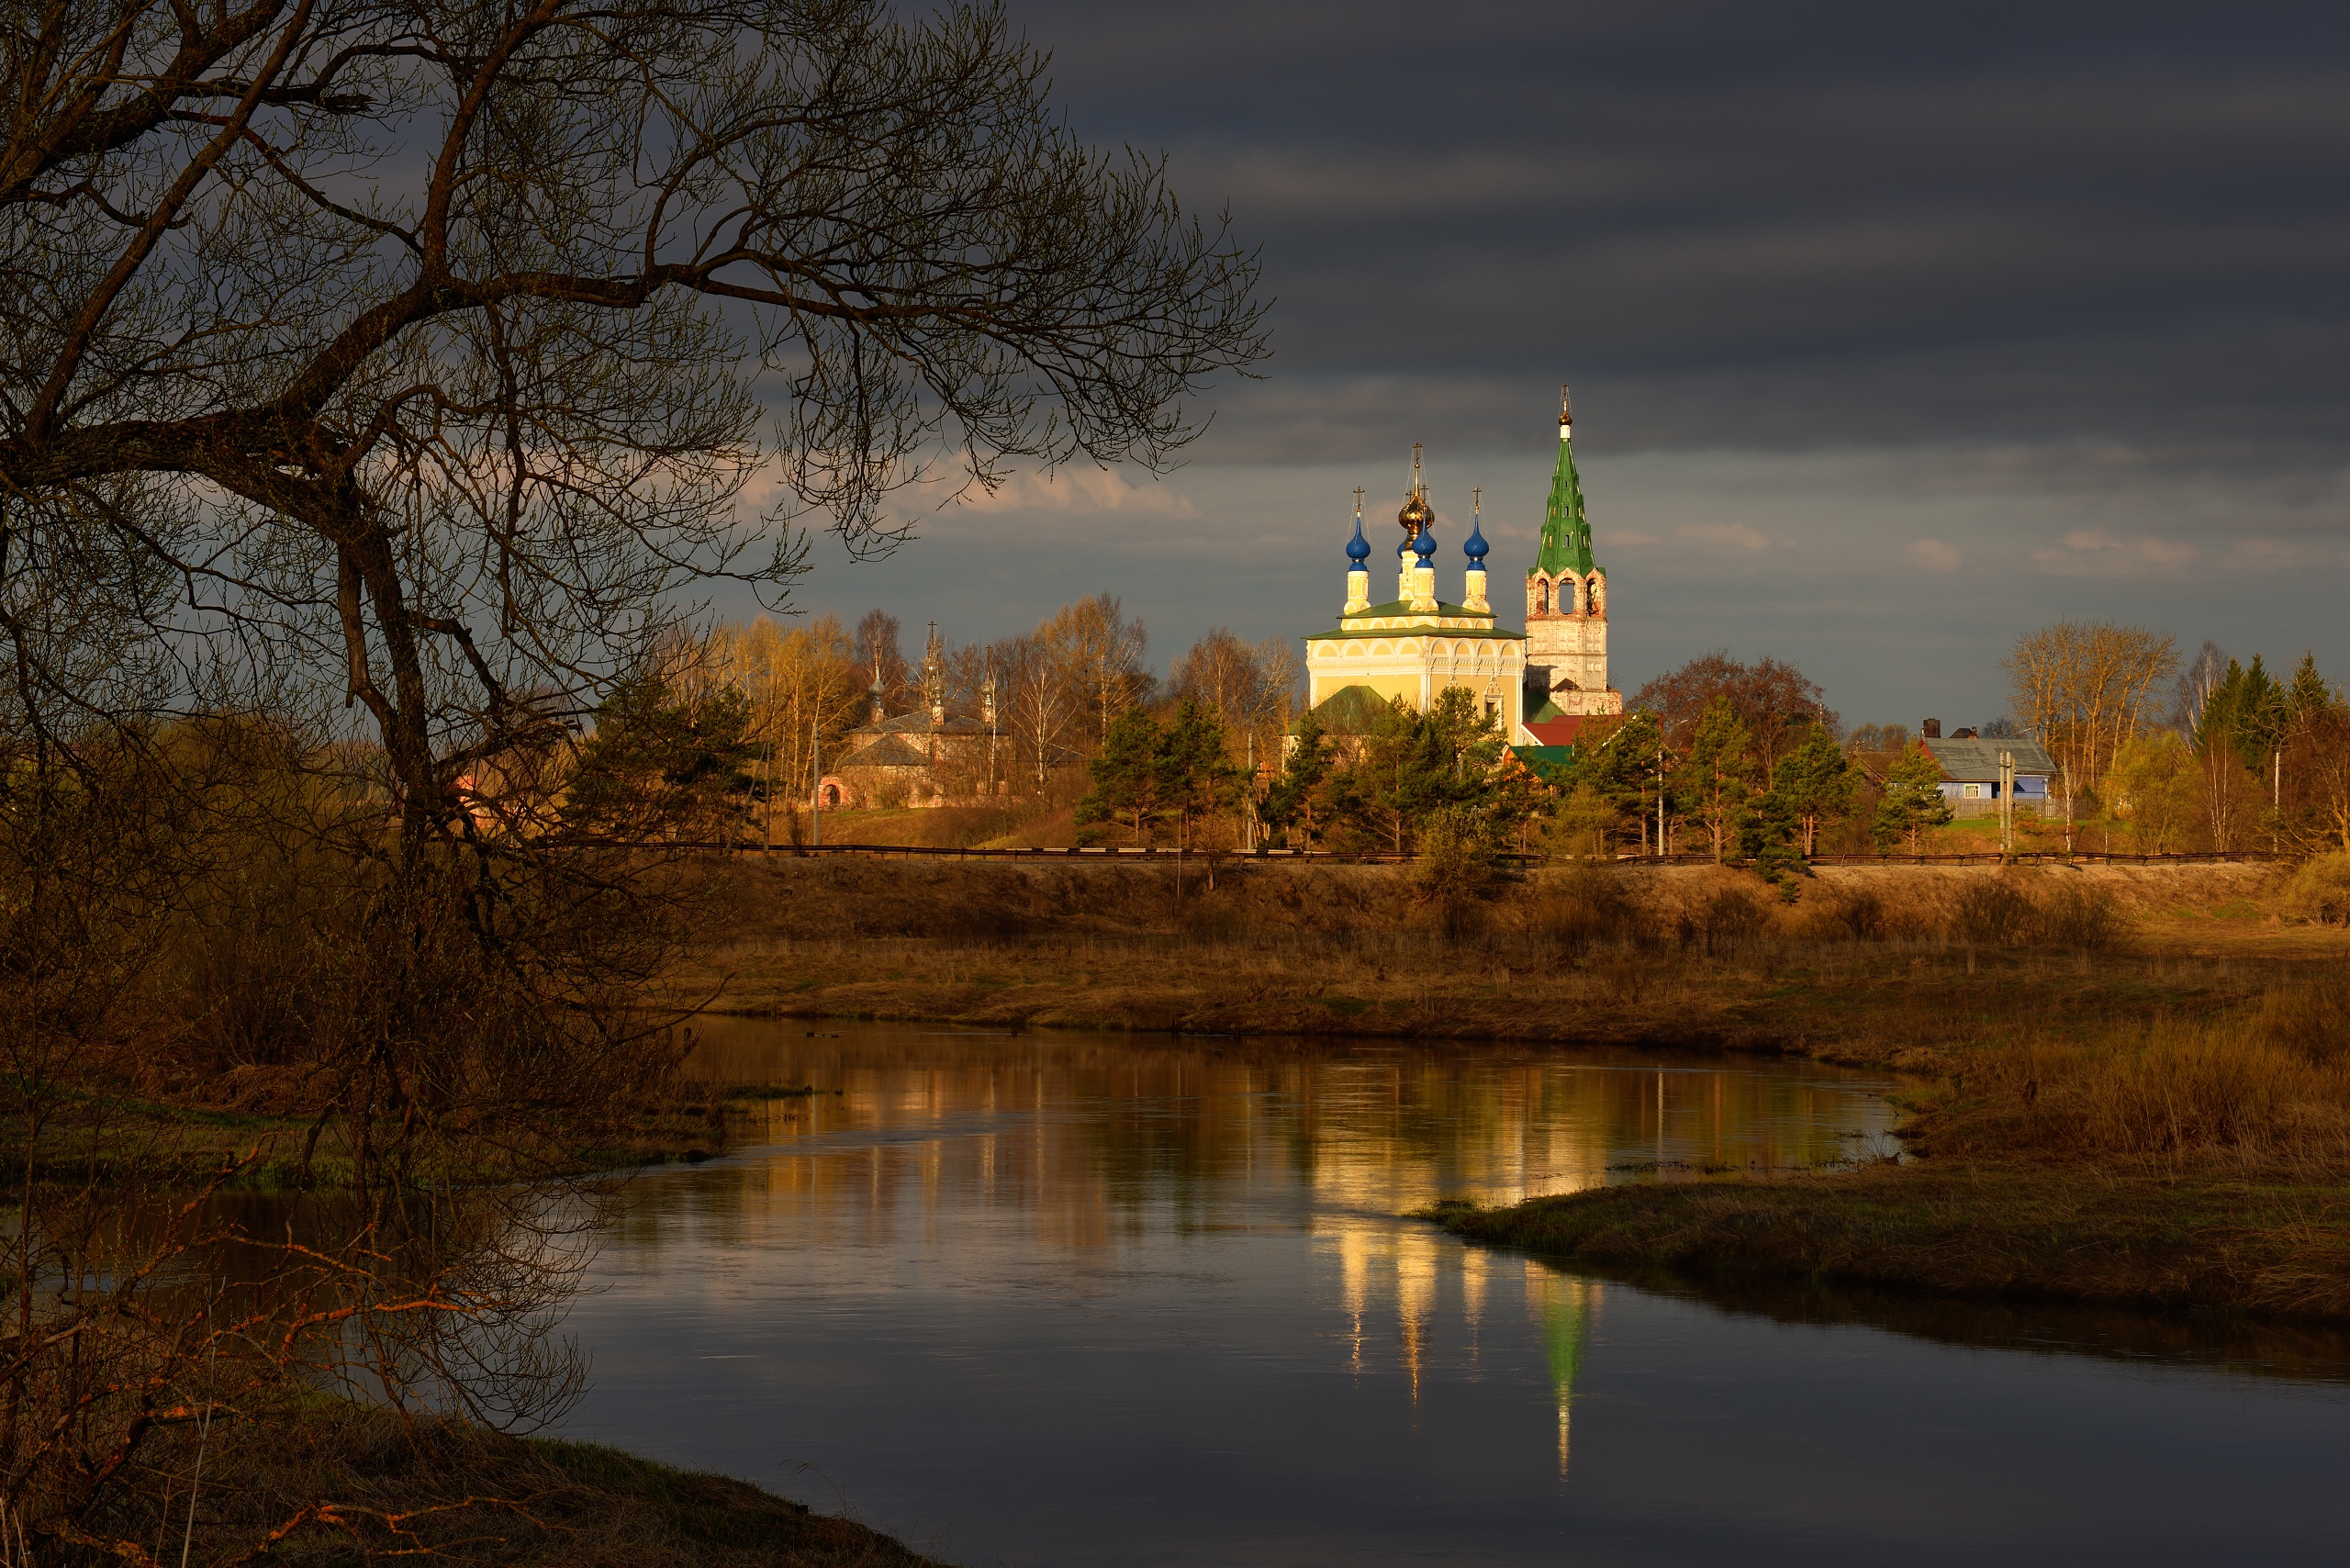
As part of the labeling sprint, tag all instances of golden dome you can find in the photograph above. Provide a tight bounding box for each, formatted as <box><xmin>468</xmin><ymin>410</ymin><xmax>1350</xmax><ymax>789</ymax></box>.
<box><xmin>1397</xmin><ymin>491</ymin><xmax>1432</xmax><ymax>536</ymax></box>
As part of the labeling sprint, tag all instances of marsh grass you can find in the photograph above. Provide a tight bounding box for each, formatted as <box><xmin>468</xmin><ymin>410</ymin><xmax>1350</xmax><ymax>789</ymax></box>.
<box><xmin>1910</xmin><ymin>969</ymin><xmax>2350</xmax><ymax>1172</ymax></box>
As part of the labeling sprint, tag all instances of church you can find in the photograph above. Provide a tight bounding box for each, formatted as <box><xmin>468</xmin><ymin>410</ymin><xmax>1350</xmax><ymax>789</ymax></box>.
<box><xmin>1301</xmin><ymin>388</ymin><xmax>1622</xmax><ymax>748</ymax></box>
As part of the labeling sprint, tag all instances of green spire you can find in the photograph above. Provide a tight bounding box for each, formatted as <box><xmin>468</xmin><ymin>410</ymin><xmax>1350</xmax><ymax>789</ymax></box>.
<box><xmin>1531</xmin><ymin>386</ymin><xmax>1597</xmax><ymax>579</ymax></box>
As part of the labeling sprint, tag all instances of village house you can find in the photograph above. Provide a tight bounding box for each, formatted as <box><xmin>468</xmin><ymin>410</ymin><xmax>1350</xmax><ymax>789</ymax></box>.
<box><xmin>1914</xmin><ymin>720</ymin><xmax>2058</xmax><ymax>816</ymax></box>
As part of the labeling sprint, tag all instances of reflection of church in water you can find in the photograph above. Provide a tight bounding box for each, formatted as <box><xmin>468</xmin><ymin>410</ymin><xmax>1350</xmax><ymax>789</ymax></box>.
<box><xmin>1324</xmin><ymin>1218</ymin><xmax>1596</xmax><ymax>1479</ymax></box>
<box><xmin>1301</xmin><ymin>387</ymin><xmax>1624</xmax><ymax>753</ymax></box>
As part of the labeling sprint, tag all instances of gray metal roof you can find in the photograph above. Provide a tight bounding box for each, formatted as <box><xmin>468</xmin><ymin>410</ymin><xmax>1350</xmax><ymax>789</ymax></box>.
<box><xmin>1923</xmin><ymin>736</ymin><xmax>2058</xmax><ymax>780</ymax></box>
<box><xmin>836</xmin><ymin>734</ymin><xmax>933</xmax><ymax>770</ymax></box>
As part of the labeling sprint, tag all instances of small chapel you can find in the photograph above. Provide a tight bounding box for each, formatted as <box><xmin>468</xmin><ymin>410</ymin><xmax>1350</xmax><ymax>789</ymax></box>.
<box><xmin>1301</xmin><ymin>387</ymin><xmax>1622</xmax><ymax>748</ymax></box>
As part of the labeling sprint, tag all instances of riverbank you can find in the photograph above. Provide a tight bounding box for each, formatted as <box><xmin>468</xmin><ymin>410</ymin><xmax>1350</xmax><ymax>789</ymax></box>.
<box><xmin>684</xmin><ymin>856</ymin><xmax>2350</xmax><ymax>1321</ymax></box>
<box><xmin>1432</xmin><ymin>1167</ymin><xmax>2350</xmax><ymax>1319</ymax></box>
<box><xmin>125</xmin><ymin>1401</ymin><xmax>939</xmax><ymax>1566</ymax></box>
<box><xmin>1435</xmin><ymin>968</ymin><xmax>2350</xmax><ymax>1319</ymax></box>
<box><xmin>683</xmin><ymin>855</ymin><xmax>2340</xmax><ymax>1063</ymax></box>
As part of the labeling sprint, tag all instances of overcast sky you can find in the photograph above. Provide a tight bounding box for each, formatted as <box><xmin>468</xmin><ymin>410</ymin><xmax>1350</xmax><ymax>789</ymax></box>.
<box><xmin>767</xmin><ymin>0</ymin><xmax>2350</xmax><ymax>730</ymax></box>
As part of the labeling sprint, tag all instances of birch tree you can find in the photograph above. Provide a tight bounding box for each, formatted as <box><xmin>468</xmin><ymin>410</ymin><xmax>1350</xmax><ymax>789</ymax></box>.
<box><xmin>2004</xmin><ymin>621</ymin><xmax>2179</xmax><ymax>806</ymax></box>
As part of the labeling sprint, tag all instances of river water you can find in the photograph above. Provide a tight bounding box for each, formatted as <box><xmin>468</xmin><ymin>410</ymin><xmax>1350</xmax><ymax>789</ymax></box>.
<box><xmin>557</xmin><ymin>1020</ymin><xmax>2350</xmax><ymax>1566</ymax></box>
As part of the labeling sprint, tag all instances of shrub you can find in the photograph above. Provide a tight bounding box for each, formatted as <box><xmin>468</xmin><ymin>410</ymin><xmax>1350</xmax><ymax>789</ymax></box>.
<box><xmin>1699</xmin><ymin>886</ymin><xmax>1769</xmax><ymax>958</ymax></box>
<box><xmin>1949</xmin><ymin>878</ymin><xmax>2036</xmax><ymax>950</ymax></box>
<box><xmin>1528</xmin><ymin>862</ymin><xmax>1639</xmax><ymax>962</ymax></box>
<box><xmin>2284</xmin><ymin>852</ymin><xmax>2350</xmax><ymax>925</ymax></box>
<box><xmin>2037</xmin><ymin>881</ymin><xmax>2125</xmax><ymax>952</ymax></box>
<box><xmin>1827</xmin><ymin>888</ymin><xmax>1886</xmax><ymax>943</ymax></box>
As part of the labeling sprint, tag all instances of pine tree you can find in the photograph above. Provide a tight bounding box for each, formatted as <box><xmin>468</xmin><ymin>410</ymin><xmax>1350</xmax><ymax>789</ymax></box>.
<box><xmin>1677</xmin><ymin>696</ymin><xmax>1755</xmax><ymax>863</ymax></box>
<box><xmin>1261</xmin><ymin>712</ymin><xmax>1333</xmax><ymax>845</ymax></box>
<box><xmin>1158</xmin><ymin>700</ymin><xmax>1242</xmax><ymax>852</ymax></box>
<box><xmin>562</xmin><ymin>675</ymin><xmax>756</xmax><ymax>840</ymax></box>
<box><xmin>1077</xmin><ymin>707</ymin><xmax>1166</xmax><ymax>845</ymax></box>
<box><xmin>1770</xmin><ymin>725</ymin><xmax>1856</xmax><ymax>855</ymax></box>
<box><xmin>1873</xmin><ymin>741</ymin><xmax>1955</xmax><ymax>854</ymax></box>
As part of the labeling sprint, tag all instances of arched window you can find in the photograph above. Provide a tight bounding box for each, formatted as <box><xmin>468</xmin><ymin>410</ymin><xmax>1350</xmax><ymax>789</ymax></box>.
<box><xmin>1538</xmin><ymin>581</ymin><xmax>1550</xmax><ymax>613</ymax></box>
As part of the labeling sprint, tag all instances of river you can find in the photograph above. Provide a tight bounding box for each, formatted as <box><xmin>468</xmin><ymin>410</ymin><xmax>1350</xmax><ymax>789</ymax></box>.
<box><xmin>556</xmin><ymin>1019</ymin><xmax>2350</xmax><ymax>1565</ymax></box>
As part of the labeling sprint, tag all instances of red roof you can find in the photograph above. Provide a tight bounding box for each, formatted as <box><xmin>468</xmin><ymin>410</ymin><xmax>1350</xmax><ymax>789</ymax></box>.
<box><xmin>1521</xmin><ymin>714</ymin><xmax>1589</xmax><ymax>747</ymax></box>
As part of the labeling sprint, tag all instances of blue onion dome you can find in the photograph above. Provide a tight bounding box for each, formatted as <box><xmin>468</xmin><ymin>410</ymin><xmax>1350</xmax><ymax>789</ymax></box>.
<box><xmin>1346</xmin><ymin>510</ymin><xmax>1371</xmax><ymax>563</ymax></box>
<box><xmin>1413</xmin><ymin>513</ymin><xmax>1438</xmax><ymax>561</ymax></box>
<box><xmin>1463</xmin><ymin>513</ymin><xmax>1489</xmax><ymax>566</ymax></box>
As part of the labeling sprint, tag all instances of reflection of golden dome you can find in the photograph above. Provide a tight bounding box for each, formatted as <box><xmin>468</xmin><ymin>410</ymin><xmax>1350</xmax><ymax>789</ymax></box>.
<box><xmin>1397</xmin><ymin>492</ymin><xmax>1432</xmax><ymax>536</ymax></box>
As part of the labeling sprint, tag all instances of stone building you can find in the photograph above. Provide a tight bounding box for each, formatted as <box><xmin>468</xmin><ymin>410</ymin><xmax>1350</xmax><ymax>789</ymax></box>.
<box><xmin>1300</xmin><ymin>445</ymin><xmax>1528</xmax><ymax>738</ymax></box>
<box><xmin>820</xmin><ymin>622</ymin><xmax>998</xmax><ymax>808</ymax></box>
<box><xmin>1521</xmin><ymin>386</ymin><xmax>1623</xmax><ymax>745</ymax></box>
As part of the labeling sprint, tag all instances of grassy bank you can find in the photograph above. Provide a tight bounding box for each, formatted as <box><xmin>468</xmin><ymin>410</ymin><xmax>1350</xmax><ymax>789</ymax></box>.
<box><xmin>1437</xmin><ymin>969</ymin><xmax>2350</xmax><ymax>1319</ymax></box>
<box><xmin>683</xmin><ymin>855</ymin><xmax>2343</xmax><ymax>1066</ymax></box>
<box><xmin>1435</xmin><ymin>1169</ymin><xmax>2350</xmax><ymax>1319</ymax></box>
<box><xmin>95</xmin><ymin>1400</ymin><xmax>938</xmax><ymax>1566</ymax></box>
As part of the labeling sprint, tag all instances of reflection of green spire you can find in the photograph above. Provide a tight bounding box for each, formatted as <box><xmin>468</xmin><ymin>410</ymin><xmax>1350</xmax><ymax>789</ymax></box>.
<box><xmin>1541</xmin><ymin>1276</ymin><xmax>1591</xmax><ymax>1401</ymax></box>
<box><xmin>1534</xmin><ymin>1271</ymin><xmax>1595</xmax><ymax>1480</ymax></box>
<box><xmin>1531</xmin><ymin>386</ymin><xmax>1597</xmax><ymax>579</ymax></box>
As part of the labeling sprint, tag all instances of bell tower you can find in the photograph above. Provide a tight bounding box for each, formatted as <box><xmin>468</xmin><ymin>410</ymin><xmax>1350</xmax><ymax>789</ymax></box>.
<box><xmin>1522</xmin><ymin>386</ymin><xmax>1621</xmax><ymax>717</ymax></box>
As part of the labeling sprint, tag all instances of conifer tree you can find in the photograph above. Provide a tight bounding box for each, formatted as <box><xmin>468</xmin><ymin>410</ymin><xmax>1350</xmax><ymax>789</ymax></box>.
<box><xmin>1078</xmin><ymin>708</ymin><xmax>1167</xmax><ymax>845</ymax></box>
<box><xmin>1770</xmin><ymin>725</ymin><xmax>1856</xmax><ymax>855</ymax></box>
<box><xmin>1158</xmin><ymin>700</ymin><xmax>1243</xmax><ymax>852</ymax></box>
<box><xmin>1873</xmin><ymin>741</ymin><xmax>1955</xmax><ymax>854</ymax></box>
<box><xmin>1677</xmin><ymin>697</ymin><xmax>1755</xmax><ymax>863</ymax></box>
<box><xmin>1261</xmin><ymin>712</ymin><xmax>1334</xmax><ymax>845</ymax></box>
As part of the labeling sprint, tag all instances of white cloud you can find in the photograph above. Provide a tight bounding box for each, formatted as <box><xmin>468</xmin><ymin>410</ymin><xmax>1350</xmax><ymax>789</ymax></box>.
<box><xmin>952</xmin><ymin>467</ymin><xmax>1197</xmax><ymax>518</ymax></box>
<box><xmin>1906</xmin><ymin>537</ymin><xmax>1963</xmax><ymax>572</ymax></box>
<box><xmin>1675</xmin><ymin>520</ymin><xmax>1779</xmax><ymax>552</ymax></box>
<box><xmin>2029</xmin><ymin>528</ymin><xmax>2199</xmax><ymax>577</ymax></box>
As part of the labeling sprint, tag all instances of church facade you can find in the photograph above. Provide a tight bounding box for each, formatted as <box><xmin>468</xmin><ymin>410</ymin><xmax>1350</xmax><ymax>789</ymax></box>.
<box><xmin>1300</xmin><ymin>389</ymin><xmax>1620</xmax><ymax>746</ymax></box>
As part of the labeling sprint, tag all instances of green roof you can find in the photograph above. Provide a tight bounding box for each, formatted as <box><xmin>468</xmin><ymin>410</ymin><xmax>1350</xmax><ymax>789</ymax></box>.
<box><xmin>1297</xmin><ymin>684</ymin><xmax>1398</xmax><ymax>734</ymax></box>
<box><xmin>1525</xmin><ymin>693</ymin><xmax>1569</xmax><ymax>723</ymax></box>
<box><xmin>1529</xmin><ymin>431</ymin><xmax>1598</xmax><ymax>579</ymax></box>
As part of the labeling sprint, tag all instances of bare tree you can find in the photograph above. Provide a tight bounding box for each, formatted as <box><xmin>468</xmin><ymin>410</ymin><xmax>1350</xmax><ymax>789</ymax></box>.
<box><xmin>0</xmin><ymin>0</ymin><xmax>1267</xmax><ymax>855</ymax></box>
<box><xmin>1000</xmin><ymin>630</ymin><xmax>1077</xmax><ymax>789</ymax></box>
<box><xmin>2172</xmin><ymin>640</ymin><xmax>2230</xmax><ymax>733</ymax></box>
<box><xmin>1052</xmin><ymin>593</ymin><xmax>1152</xmax><ymax>743</ymax></box>
<box><xmin>2004</xmin><ymin>621</ymin><xmax>2179</xmax><ymax>808</ymax></box>
<box><xmin>1629</xmin><ymin>651</ymin><xmax>1836</xmax><ymax>774</ymax></box>
<box><xmin>1171</xmin><ymin>626</ymin><xmax>1299</xmax><ymax>758</ymax></box>
<box><xmin>853</xmin><ymin>610</ymin><xmax>912</xmax><ymax>715</ymax></box>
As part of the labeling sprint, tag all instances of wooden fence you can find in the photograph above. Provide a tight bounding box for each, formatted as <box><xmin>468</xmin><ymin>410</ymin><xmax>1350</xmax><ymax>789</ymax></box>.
<box><xmin>692</xmin><ymin>843</ymin><xmax>2288</xmax><ymax>869</ymax></box>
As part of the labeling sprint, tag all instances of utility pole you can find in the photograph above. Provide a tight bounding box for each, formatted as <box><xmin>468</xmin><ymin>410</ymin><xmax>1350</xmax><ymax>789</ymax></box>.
<box><xmin>1656</xmin><ymin>745</ymin><xmax>1666</xmax><ymax>857</ymax></box>
<box><xmin>1998</xmin><ymin>749</ymin><xmax>2015</xmax><ymax>853</ymax></box>
<box><xmin>1245</xmin><ymin>731</ymin><xmax>1257</xmax><ymax>852</ymax></box>
<box><xmin>810</xmin><ymin>719</ymin><xmax>821</xmax><ymax>848</ymax></box>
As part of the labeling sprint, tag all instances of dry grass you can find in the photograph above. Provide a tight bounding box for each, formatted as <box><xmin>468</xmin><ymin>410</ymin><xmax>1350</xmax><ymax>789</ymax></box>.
<box><xmin>1905</xmin><ymin>971</ymin><xmax>2350</xmax><ymax>1170</ymax></box>
<box><xmin>1438</xmin><ymin>966</ymin><xmax>2350</xmax><ymax>1319</ymax></box>
<box><xmin>1436</xmin><ymin>1165</ymin><xmax>2350</xmax><ymax>1319</ymax></box>
<box><xmin>680</xmin><ymin>857</ymin><xmax>2342</xmax><ymax>1063</ymax></box>
<box><xmin>90</xmin><ymin>1401</ymin><xmax>936</xmax><ymax>1567</ymax></box>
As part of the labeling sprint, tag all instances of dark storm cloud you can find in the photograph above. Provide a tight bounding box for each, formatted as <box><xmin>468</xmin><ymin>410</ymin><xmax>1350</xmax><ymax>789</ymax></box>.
<box><xmin>1003</xmin><ymin>0</ymin><xmax>2350</xmax><ymax>461</ymax></box>
<box><xmin>773</xmin><ymin>3</ymin><xmax>2350</xmax><ymax>727</ymax></box>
